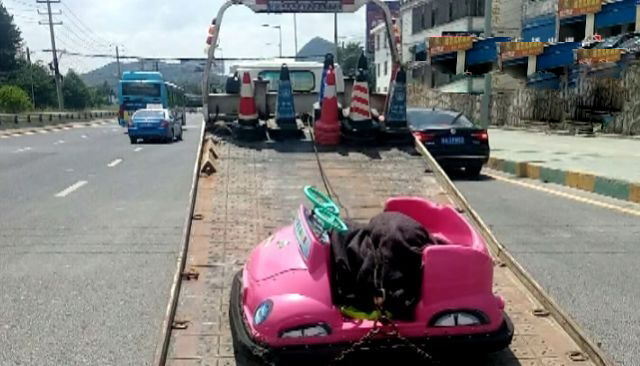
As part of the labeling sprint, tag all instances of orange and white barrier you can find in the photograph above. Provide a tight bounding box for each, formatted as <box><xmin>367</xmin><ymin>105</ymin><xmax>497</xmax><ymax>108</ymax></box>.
<box><xmin>238</xmin><ymin>72</ymin><xmax>258</xmax><ymax>124</ymax></box>
<box><xmin>314</xmin><ymin>67</ymin><xmax>340</xmax><ymax>146</ymax></box>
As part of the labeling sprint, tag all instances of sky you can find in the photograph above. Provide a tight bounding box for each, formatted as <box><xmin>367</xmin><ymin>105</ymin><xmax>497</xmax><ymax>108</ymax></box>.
<box><xmin>4</xmin><ymin>0</ymin><xmax>367</xmax><ymax>74</ymax></box>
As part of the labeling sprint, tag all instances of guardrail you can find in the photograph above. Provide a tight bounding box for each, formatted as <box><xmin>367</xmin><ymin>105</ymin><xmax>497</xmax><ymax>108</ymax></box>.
<box><xmin>0</xmin><ymin>111</ymin><xmax>117</xmax><ymax>130</ymax></box>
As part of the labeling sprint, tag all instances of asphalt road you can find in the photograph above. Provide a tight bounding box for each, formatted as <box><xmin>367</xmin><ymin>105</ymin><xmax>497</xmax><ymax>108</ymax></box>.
<box><xmin>0</xmin><ymin>115</ymin><xmax>202</xmax><ymax>366</ymax></box>
<box><xmin>455</xmin><ymin>169</ymin><xmax>640</xmax><ymax>366</ymax></box>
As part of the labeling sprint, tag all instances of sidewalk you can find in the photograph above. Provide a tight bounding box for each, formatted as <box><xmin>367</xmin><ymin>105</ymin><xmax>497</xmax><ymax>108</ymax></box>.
<box><xmin>486</xmin><ymin>129</ymin><xmax>640</xmax><ymax>203</ymax></box>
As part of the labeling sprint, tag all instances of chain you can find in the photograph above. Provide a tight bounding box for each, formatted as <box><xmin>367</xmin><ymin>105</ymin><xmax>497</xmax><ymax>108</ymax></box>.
<box><xmin>330</xmin><ymin>322</ymin><xmax>383</xmax><ymax>365</ymax></box>
<box><xmin>248</xmin><ymin>343</ymin><xmax>277</xmax><ymax>366</ymax></box>
<box><xmin>379</xmin><ymin>314</ymin><xmax>439</xmax><ymax>364</ymax></box>
<box><xmin>329</xmin><ymin>310</ymin><xmax>439</xmax><ymax>365</ymax></box>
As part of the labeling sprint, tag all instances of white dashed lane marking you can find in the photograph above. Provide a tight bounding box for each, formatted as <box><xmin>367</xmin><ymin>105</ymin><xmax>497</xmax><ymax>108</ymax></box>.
<box><xmin>55</xmin><ymin>180</ymin><xmax>88</xmax><ymax>198</ymax></box>
<box><xmin>107</xmin><ymin>158</ymin><xmax>123</xmax><ymax>168</ymax></box>
<box><xmin>134</xmin><ymin>147</ymin><xmax>143</xmax><ymax>152</ymax></box>
<box><xmin>54</xmin><ymin>140</ymin><xmax>65</xmax><ymax>145</ymax></box>
<box><xmin>13</xmin><ymin>147</ymin><xmax>32</xmax><ymax>153</ymax></box>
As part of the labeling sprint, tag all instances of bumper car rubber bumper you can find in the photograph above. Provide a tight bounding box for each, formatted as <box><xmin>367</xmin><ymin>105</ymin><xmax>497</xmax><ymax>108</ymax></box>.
<box><xmin>229</xmin><ymin>271</ymin><xmax>514</xmax><ymax>365</ymax></box>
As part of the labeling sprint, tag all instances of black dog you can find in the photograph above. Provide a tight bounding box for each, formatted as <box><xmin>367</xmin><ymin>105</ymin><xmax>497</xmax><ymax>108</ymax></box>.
<box><xmin>331</xmin><ymin>212</ymin><xmax>434</xmax><ymax>320</ymax></box>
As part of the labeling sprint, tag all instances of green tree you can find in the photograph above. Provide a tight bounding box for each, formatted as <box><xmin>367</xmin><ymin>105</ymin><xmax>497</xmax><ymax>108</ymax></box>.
<box><xmin>0</xmin><ymin>2</ymin><xmax>23</xmax><ymax>72</ymax></box>
<box><xmin>0</xmin><ymin>84</ymin><xmax>32</xmax><ymax>113</ymax></box>
<box><xmin>62</xmin><ymin>69</ymin><xmax>91</xmax><ymax>109</ymax></box>
<box><xmin>337</xmin><ymin>42</ymin><xmax>364</xmax><ymax>77</ymax></box>
<box><xmin>8</xmin><ymin>61</ymin><xmax>57</xmax><ymax>109</ymax></box>
<box><xmin>97</xmin><ymin>80</ymin><xmax>113</xmax><ymax>98</ymax></box>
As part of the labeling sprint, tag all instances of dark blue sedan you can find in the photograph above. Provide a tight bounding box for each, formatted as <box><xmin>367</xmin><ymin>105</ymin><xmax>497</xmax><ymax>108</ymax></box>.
<box><xmin>128</xmin><ymin>109</ymin><xmax>183</xmax><ymax>144</ymax></box>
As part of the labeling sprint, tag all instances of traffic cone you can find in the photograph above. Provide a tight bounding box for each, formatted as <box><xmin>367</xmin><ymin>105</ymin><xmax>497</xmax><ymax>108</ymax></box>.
<box><xmin>275</xmin><ymin>64</ymin><xmax>296</xmax><ymax>129</ymax></box>
<box><xmin>319</xmin><ymin>53</ymin><xmax>335</xmax><ymax>107</ymax></box>
<box><xmin>383</xmin><ymin>67</ymin><xmax>407</xmax><ymax>129</ymax></box>
<box><xmin>348</xmin><ymin>53</ymin><xmax>372</xmax><ymax>123</ymax></box>
<box><xmin>314</xmin><ymin>66</ymin><xmax>340</xmax><ymax>146</ymax></box>
<box><xmin>238</xmin><ymin>72</ymin><xmax>258</xmax><ymax>127</ymax></box>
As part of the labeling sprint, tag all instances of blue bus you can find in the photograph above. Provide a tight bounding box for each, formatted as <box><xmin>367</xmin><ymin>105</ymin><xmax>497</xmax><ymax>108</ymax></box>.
<box><xmin>117</xmin><ymin>71</ymin><xmax>186</xmax><ymax>127</ymax></box>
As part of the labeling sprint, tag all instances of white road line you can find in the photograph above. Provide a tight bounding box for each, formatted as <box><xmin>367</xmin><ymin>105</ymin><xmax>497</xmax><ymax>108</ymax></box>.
<box><xmin>13</xmin><ymin>147</ymin><xmax>32</xmax><ymax>153</ymax></box>
<box><xmin>54</xmin><ymin>140</ymin><xmax>65</xmax><ymax>145</ymax></box>
<box><xmin>81</xmin><ymin>134</ymin><xmax>88</xmax><ymax>139</ymax></box>
<box><xmin>55</xmin><ymin>180</ymin><xmax>88</xmax><ymax>198</ymax></box>
<box><xmin>134</xmin><ymin>147</ymin><xmax>143</xmax><ymax>152</ymax></box>
<box><xmin>107</xmin><ymin>158</ymin><xmax>123</xmax><ymax>168</ymax></box>
<box><xmin>487</xmin><ymin>172</ymin><xmax>640</xmax><ymax>217</ymax></box>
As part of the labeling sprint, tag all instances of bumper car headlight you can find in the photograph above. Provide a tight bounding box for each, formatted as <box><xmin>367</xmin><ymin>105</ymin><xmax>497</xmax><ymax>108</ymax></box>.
<box><xmin>430</xmin><ymin>311</ymin><xmax>488</xmax><ymax>327</ymax></box>
<box><xmin>253</xmin><ymin>300</ymin><xmax>273</xmax><ymax>326</ymax></box>
<box><xmin>280</xmin><ymin>323</ymin><xmax>331</xmax><ymax>338</ymax></box>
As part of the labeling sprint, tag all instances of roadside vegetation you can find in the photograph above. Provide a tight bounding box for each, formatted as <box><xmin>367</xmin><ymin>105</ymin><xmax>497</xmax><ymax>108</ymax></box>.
<box><xmin>0</xmin><ymin>3</ymin><xmax>114</xmax><ymax>113</ymax></box>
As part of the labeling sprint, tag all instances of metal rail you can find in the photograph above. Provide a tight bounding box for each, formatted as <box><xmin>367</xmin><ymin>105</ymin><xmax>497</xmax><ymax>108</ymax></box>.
<box><xmin>151</xmin><ymin>120</ymin><xmax>206</xmax><ymax>366</ymax></box>
<box><xmin>414</xmin><ymin>138</ymin><xmax>615</xmax><ymax>366</ymax></box>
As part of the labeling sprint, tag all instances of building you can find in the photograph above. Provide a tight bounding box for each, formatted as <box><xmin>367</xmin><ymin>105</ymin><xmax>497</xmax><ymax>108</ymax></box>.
<box><xmin>398</xmin><ymin>0</ymin><xmax>522</xmax><ymax>91</ymax></box>
<box><xmin>522</xmin><ymin>0</ymin><xmax>639</xmax><ymax>43</ymax></box>
<box><xmin>371</xmin><ymin>22</ymin><xmax>395</xmax><ymax>93</ymax></box>
<box><xmin>366</xmin><ymin>1</ymin><xmax>401</xmax><ymax>55</ymax></box>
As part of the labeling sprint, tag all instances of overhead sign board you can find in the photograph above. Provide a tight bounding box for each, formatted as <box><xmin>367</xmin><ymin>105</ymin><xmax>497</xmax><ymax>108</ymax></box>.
<box><xmin>577</xmin><ymin>48</ymin><xmax>623</xmax><ymax>64</ymax></box>
<box><xmin>558</xmin><ymin>0</ymin><xmax>602</xmax><ymax>18</ymax></box>
<box><xmin>428</xmin><ymin>36</ymin><xmax>474</xmax><ymax>57</ymax></box>
<box><xmin>250</xmin><ymin>0</ymin><xmax>360</xmax><ymax>13</ymax></box>
<box><xmin>500</xmin><ymin>42</ymin><xmax>545</xmax><ymax>61</ymax></box>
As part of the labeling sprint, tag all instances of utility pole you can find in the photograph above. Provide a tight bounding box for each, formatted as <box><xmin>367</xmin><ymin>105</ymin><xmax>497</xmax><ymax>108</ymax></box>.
<box><xmin>277</xmin><ymin>26</ymin><xmax>282</xmax><ymax>58</ymax></box>
<box><xmin>37</xmin><ymin>0</ymin><xmax>63</xmax><ymax>110</ymax></box>
<box><xmin>334</xmin><ymin>13</ymin><xmax>339</xmax><ymax>57</ymax></box>
<box><xmin>480</xmin><ymin>0</ymin><xmax>493</xmax><ymax>129</ymax></box>
<box><xmin>293</xmin><ymin>14</ymin><xmax>298</xmax><ymax>56</ymax></box>
<box><xmin>115</xmin><ymin>46</ymin><xmax>121</xmax><ymax>79</ymax></box>
<box><xmin>26</xmin><ymin>47</ymin><xmax>36</xmax><ymax>107</ymax></box>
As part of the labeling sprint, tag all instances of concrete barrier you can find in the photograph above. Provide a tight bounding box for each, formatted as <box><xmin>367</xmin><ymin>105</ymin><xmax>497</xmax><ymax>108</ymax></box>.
<box><xmin>199</xmin><ymin>135</ymin><xmax>220</xmax><ymax>176</ymax></box>
<box><xmin>0</xmin><ymin>111</ymin><xmax>117</xmax><ymax>131</ymax></box>
<box><xmin>487</xmin><ymin>156</ymin><xmax>640</xmax><ymax>204</ymax></box>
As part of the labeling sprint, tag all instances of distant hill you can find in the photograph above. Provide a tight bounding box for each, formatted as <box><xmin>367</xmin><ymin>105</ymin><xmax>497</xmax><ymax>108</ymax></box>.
<box><xmin>296</xmin><ymin>37</ymin><xmax>336</xmax><ymax>62</ymax></box>
<box><xmin>81</xmin><ymin>61</ymin><xmax>224</xmax><ymax>93</ymax></box>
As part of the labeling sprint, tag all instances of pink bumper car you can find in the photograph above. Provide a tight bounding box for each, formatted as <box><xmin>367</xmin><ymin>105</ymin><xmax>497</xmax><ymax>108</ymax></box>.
<box><xmin>229</xmin><ymin>186</ymin><xmax>513</xmax><ymax>365</ymax></box>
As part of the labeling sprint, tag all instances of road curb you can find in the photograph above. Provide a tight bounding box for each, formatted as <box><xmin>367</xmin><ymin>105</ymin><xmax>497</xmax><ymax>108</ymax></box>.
<box><xmin>0</xmin><ymin>120</ymin><xmax>113</xmax><ymax>137</ymax></box>
<box><xmin>487</xmin><ymin>156</ymin><xmax>640</xmax><ymax>204</ymax></box>
<box><xmin>0</xmin><ymin>111</ymin><xmax>117</xmax><ymax>132</ymax></box>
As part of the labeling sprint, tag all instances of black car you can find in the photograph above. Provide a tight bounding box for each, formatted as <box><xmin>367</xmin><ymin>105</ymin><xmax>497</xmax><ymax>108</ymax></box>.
<box><xmin>582</xmin><ymin>32</ymin><xmax>640</xmax><ymax>50</ymax></box>
<box><xmin>408</xmin><ymin>107</ymin><xmax>490</xmax><ymax>177</ymax></box>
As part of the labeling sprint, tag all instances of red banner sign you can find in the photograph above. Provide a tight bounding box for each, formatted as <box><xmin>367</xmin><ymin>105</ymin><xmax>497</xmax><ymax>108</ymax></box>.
<box><xmin>577</xmin><ymin>48</ymin><xmax>623</xmax><ymax>64</ymax></box>
<box><xmin>558</xmin><ymin>0</ymin><xmax>602</xmax><ymax>18</ymax></box>
<box><xmin>428</xmin><ymin>36</ymin><xmax>474</xmax><ymax>56</ymax></box>
<box><xmin>499</xmin><ymin>42</ymin><xmax>545</xmax><ymax>61</ymax></box>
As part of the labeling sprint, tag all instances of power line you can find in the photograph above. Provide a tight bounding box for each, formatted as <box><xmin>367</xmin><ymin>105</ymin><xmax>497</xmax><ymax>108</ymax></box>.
<box><xmin>5</xmin><ymin>0</ymin><xmax>38</xmax><ymax>8</ymax></box>
<box><xmin>59</xmin><ymin>11</ymin><xmax>110</xmax><ymax>50</ymax></box>
<box><xmin>38</xmin><ymin>50</ymin><xmax>331</xmax><ymax>62</ymax></box>
<box><xmin>59</xmin><ymin>24</ymin><xmax>106</xmax><ymax>53</ymax></box>
<box><xmin>5</xmin><ymin>6</ymin><xmax>39</xmax><ymax>14</ymax></box>
<box><xmin>61</xmin><ymin>2</ymin><xmax>111</xmax><ymax>47</ymax></box>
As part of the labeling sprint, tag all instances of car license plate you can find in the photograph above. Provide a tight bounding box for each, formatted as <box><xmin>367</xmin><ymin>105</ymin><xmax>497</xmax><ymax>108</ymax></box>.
<box><xmin>441</xmin><ymin>136</ymin><xmax>465</xmax><ymax>145</ymax></box>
